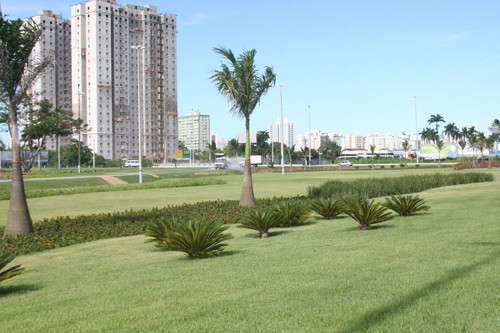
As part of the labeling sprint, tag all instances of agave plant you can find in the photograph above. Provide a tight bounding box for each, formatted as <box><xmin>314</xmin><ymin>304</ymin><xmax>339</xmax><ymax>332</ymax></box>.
<box><xmin>383</xmin><ymin>195</ymin><xmax>430</xmax><ymax>216</ymax></box>
<box><xmin>341</xmin><ymin>196</ymin><xmax>393</xmax><ymax>230</ymax></box>
<box><xmin>146</xmin><ymin>217</ymin><xmax>233</xmax><ymax>259</ymax></box>
<box><xmin>0</xmin><ymin>253</ymin><xmax>24</xmax><ymax>284</ymax></box>
<box><xmin>273</xmin><ymin>200</ymin><xmax>310</xmax><ymax>227</ymax></box>
<box><xmin>310</xmin><ymin>198</ymin><xmax>343</xmax><ymax>220</ymax></box>
<box><xmin>238</xmin><ymin>208</ymin><xmax>279</xmax><ymax>238</ymax></box>
<box><xmin>145</xmin><ymin>215</ymin><xmax>182</xmax><ymax>248</ymax></box>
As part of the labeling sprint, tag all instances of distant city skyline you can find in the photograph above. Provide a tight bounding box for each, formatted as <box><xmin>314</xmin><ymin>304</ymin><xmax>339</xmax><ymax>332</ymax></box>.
<box><xmin>2</xmin><ymin>0</ymin><xmax>499</xmax><ymax>146</ymax></box>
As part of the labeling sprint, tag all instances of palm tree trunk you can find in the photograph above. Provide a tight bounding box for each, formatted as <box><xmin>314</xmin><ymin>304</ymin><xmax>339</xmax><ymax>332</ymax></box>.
<box><xmin>4</xmin><ymin>107</ymin><xmax>34</xmax><ymax>236</ymax></box>
<box><xmin>239</xmin><ymin>118</ymin><xmax>256</xmax><ymax>207</ymax></box>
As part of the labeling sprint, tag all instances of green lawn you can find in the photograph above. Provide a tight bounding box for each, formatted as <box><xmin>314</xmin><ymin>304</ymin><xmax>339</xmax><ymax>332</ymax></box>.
<box><xmin>0</xmin><ymin>171</ymin><xmax>498</xmax><ymax>332</ymax></box>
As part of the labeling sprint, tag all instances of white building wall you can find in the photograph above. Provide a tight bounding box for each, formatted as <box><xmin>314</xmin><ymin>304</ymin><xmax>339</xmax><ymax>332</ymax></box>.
<box><xmin>27</xmin><ymin>10</ymin><xmax>72</xmax><ymax>151</ymax></box>
<box><xmin>70</xmin><ymin>0</ymin><xmax>178</xmax><ymax>161</ymax></box>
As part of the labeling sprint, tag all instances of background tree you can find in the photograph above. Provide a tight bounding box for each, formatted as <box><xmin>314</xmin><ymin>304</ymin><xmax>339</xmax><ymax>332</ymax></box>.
<box><xmin>211</xmin><ymin>47</ymin><xmax>276</xmax><ymax>206</ymax></box>
<box><xmin>428</xmin><ymin>114</ymin><xmax>445</xmax><ymax>131</ymax></box>
<box><xmin>465</xmin><ymin>126</ymin><xmax>478</xmax><ymax>165</ymax></box>
<box><xmin>485</xmin><ymin>133</ymin><xmax>499</xmax><ymax>169</ymax></box>
<box><xmin>224</xmin><ymin>138</ymin><xmax>239</xmax><ymax>157</ymax></box>
<box><xmin>0</xmin><ymin>16</ymin><xmax>54</xmax><ymax>236</ymax></box>
<box><xmin>370</xmin><ymin>144</ymin><xmax>376</xmax><ymax>170</ymax></box>
<box><xmin>489</xmin><ymin>119</ymin><xmax>500</xmax><ymax>135</ymax></box>
<box><xmin>444</xmin><ymin>122</ymin><xmax>459</xmax><ymax>142</ymax></box>
<box><xmin>458</xmin><ymin>139</ymin><xmax>467</xmax><ymax>161</ymax></box>
<box><xmin>402</xmin><ymin>141</ymin><xmax>411</xmax><ymax>168</ymax></box>
<box><xmin>434</xmin><ymin>139</ymin><xmax>445</xmax><ymax>167</ymax></box>
<box><xmin>253</xmin><ymin>130</ymin><xmax>270</xmax><ymax>157</ymax></box>
<box><xmin>319</xmin><ymin>141</ymin><xmax>341</xmax><ymax>161</ymax></box>
<box><xmin>206</xmin><ymin>141</ymin><xmax>217</xmax><ymax>161</ymax></box>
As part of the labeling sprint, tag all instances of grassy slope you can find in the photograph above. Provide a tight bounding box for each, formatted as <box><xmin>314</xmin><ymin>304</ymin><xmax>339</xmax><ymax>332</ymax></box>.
<box><xmin>0</xmin><ymin>178</ymin><xmax>499</xmax><ymax>332</ymax></box>
<box><xmin>1</xmin><ymin>167</ymin><xmax>494</xmax><ymax>225</ymax></box>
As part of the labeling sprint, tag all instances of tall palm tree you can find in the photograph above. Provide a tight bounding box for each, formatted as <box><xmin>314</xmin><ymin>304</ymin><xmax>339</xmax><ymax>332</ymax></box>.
<box><xmin>211</xmin><ymin>47</ymin><xmax>276</xmax><ymax>206</ymax></box>
<box><xmin>0</xmin><ymin>16</ymin><xmax>54</xmax><ymax>236</ymax></box>
<box><xmin>402</xmin><ymin>141</ymin><xmax>411</xmax><ymax>168</ymax></box>
<box><xmin>465</xmin><ymin>126</ymin><xmax>478</xmax><ymax>166</ymax></box>
<box><xmin>458</xmin><ymin>139</ymin><xmax>467</xmax><ymax>161</ymax></box>
<box><xmin>428</xmin><ymin>114</ymin><xmax>445</xmax><ymax>131</ymax></box>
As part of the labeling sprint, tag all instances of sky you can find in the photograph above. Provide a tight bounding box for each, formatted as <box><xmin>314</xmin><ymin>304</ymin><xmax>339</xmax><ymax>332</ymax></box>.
<box><xmin>2</xmin><ymin>0</ymin><xmax>500</xmax><ymax>143</ymax></box>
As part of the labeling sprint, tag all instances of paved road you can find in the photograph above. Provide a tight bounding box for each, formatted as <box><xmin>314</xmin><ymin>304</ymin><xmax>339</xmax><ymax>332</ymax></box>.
<box><xmin>0</xmin><ymin>168</ymin><xmax>215</xmax><ymax>182</ymax></box>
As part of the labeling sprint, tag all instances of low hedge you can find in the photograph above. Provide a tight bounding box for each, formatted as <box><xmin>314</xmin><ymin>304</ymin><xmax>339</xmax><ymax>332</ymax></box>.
<box><xmin>307</xmin><ymin>172</ymin><xmax>493</xmax><ymax>199</ymax></box>
<box><xmin>453</xmin><ymin>161</ymin><xmax>500</xmax><ymax>170</ymax></box>
<box><xmin>0</xmin><ymin>196</ymin><xmax>300</xmax><ymax>256</ymax></box>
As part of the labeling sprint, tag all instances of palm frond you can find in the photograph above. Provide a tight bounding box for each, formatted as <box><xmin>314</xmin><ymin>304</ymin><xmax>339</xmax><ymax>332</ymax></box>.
<box><xmin>238</xmin><ymin>208</ymin><xmax>279</xmax><ymax>238</ymax></box>
<box><xmin>383</xmin><ymin>195</ymin><xmax>430</xmax><ymax>216</ymax></box>
<box><xmin>310</xmin><ymin>198</ymin><xmax>343</xmax><ymax>220</ymax></box>
<box><xmin>0</xmin><ymin>252</ymin><xmax>24</xmax><ymax>283</ymax></box>
<box><xmin>341</xmin><ymin>196</ymin><xmax>393</xmax><ymax>230</ymax></box>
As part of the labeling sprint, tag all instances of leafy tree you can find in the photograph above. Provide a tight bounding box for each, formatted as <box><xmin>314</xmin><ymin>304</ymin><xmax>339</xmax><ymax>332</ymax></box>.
<box><xmin>211</xmin><ymin>47</ymin><xmax>276</xmax><ymax>206</ymax></box>
<box><xmin>0</xmin><ymin>15</ymin><xmax>54</xmax><ymax>236</ymax></box>
<box><xmin>19</xmin><ymin>98</ymin><xmax>74</xmax><ymax>172</ymax></box>
<box><xmin>253</xmin><ymin>130</ymin><xmax>270</xmax><ymax>157</ymax></box>
<box><xmin>319</xmin><ymin>141</ymin><xmax>341</xmax><ymax>161</ymax></box>
<box><xmin>224</xmin><ymin>138</ymin><xmax>239</xmax><ymax>157</ymax></box>
<box><xmin>489</xmin><ymin>118</ymin><xmax>500</xmax><ymax>135</ymax></box>
<box><xmin>485</xmin><ymin>133</ymin><xmax>499</xmax><ymax>169</ymax></box>
<box><xmin>402</xmin><ymin>141</ymin><xmax>411</xmax><ymax>168</ymax></box>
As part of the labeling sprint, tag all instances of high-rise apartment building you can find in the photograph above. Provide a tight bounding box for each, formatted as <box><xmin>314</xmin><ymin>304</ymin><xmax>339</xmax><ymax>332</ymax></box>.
<box><xmin>269</xmin><ymin>117</ymin><xmax>297</xmax><ymax>147</ymax></box>
<box><xmin>70</xmin><ymin>0</ymin><xmax>178</xmax><ymax>161</ymax></box>
<box><xmin>28</xmin><ymin>10</ymin><xmax>72</xmax><ymax>151</ymax></box>
<box><xmin>178</xmin><ymin>110</ymin><xmax>210</xmax><ymax>151</ymax></box>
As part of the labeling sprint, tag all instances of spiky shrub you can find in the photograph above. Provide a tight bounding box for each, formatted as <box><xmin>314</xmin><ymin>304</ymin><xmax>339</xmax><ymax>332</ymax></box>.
<box><xmin>146</xmin><ymin>217</ymin><xmax>233</xmax><ymax>259</ymax></box>
<box><xmin>383</xmin><ymin>195</ymin><xmax>430</xmax><ymax>216</ymax></box>
<box><xmin>0</xmin><ymin>252</ymin><xmax>24</xmax><ymax>284</ymax></box>
<box><xmin>310</xmin><ymin>198</ymin><xmax>343</xmax><ymax>220</ymax></box>
<box><xmin>145</xmin><ymin>215</ymin><xmax>182</xmax><ymax>248</ymax></box>
<box><xmin>238</xmin><ymin>208</ymin><xmax>279</xmax><ymax>238</ymax></box>
<box><xmin>341</xmin><ymin>196</ymin><xmax>393</xmax><ymax>230</ymax></box>
<box><xmin>273</xmin><ymin>200</ymin><xmax>310</xmax><ymax>227</ymax></box>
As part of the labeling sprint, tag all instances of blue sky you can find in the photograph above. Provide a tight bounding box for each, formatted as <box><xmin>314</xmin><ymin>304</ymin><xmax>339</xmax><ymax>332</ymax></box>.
<box><xmin>2</xmin><ymin>0</ymin><xmax>500</xmax><ymax>143</ymax></box>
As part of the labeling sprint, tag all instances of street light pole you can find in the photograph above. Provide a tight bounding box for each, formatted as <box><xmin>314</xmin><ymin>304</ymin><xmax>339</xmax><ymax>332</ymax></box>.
<box><xmin>414</xmin><ymin>96</ymin><xmax>419</xmax><ymax>164</ymax></box>
<box><xmin>271</xmin><ymin>117</ymin><xmax>274</xmax><ymax>164</ymax></box>
<box><xmin>77</xmin><ymin>91</ymin><xmax>85</xmax><ymax>174</ymax></box>
<box><xmin>278</xmin><ymin>84</ymin><xmax>285</xmax><ymax>175</ymax></box>
<box><xmin>308</xmin><ymin>105</ymin><xmax>311</xmax><ymax>168</ymax></box>
<box><xmin>132</xmin><ymin>45</ymin><xmax>145</xmax><ymax>183</ymax></box>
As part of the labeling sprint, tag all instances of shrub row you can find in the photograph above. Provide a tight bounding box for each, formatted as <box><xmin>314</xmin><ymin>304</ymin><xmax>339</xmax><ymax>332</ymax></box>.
<box><xmin>452</xmin><ymin>161</ymin><xmax>500</xmax><ymax>170</ymax></box>
<box><xmin>0</xmin><ymin>196</ymin><xmax>301</xmax><ymax>256</ymax></box>
<box><xmin>0</xmin><ymin>178</ymin><xmax>226</xmax><ymax>200</ymax></box>
<box><xmin>307</xmin><ymin>172</ymin><xmax>493</xmax><ymax>199</ymax></box>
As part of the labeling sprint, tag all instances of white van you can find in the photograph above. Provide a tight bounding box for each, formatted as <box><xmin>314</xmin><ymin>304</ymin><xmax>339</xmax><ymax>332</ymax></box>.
<box><xmin>124</xmin><ymin>160</ymin><xmax>140</xmax><ymax>167</ymax></box>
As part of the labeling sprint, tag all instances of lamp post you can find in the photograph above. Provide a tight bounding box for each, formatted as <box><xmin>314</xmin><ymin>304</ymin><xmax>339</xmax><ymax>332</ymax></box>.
<box><xmin>413</xmin><ymin>96</ymin><xmax>419</xmax><ymax>164</ymax></box>
<box><xmin>308</xmin><ymin>105</ymin><xmax>311</xmax><ymax>167</ymax></box>
<box><xmin>77</xmin><ymin>91</ymin><xmax>85</xmax><ymax>174</ymax></box>
<box><xmin>271</xmin><ymin>117</ymin><xmax>274</xmax><ymax>164</ymax></box>
<box><xmin>278</xmin><ymin>84</ymin><xmax>285</xmax><ymax>175</ymax></box>
<box><xmin>132</xmin><ymin>45</ymin><xmax>145</xmax><ymax>183</ymax></box>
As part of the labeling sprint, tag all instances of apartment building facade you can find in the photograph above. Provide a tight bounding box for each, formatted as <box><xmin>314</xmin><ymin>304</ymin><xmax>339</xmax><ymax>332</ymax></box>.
<box><xmin>178</xmin><ymin>110</ymin><xmax>210</xmax><ymax>151</ymax></box>
<box><xmin>28</xmin><ymin>10</ymin><xmax>72</xmax><ymax>151</ymax></box>
<box><xmin>269</xmin><ymin>117</ymin><xmax>298</xmax><ymax>148</ymax></box>
<box><xmin>70</xmin><ymin>0</ymin><xmax>178</xmax><ymax>161</ymax></box>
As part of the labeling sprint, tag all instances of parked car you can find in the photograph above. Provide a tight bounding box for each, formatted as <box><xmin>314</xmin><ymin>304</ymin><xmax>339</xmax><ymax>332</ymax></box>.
<box><xmin>338</xmin><ymin>160</ymin><xmax>354</xmax><ymax>167</ymax></box>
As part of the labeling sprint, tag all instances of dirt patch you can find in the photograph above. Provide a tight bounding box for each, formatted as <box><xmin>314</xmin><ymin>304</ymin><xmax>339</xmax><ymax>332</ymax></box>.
<box><xmin>101</xmin><ymin>176</ymin><xmax>128</xmax><ymax>185</ymax></box>
<box><xmin>149</xmin><ymin>174</ymin><xmax>159</xmax><ymax>178</ymax></box>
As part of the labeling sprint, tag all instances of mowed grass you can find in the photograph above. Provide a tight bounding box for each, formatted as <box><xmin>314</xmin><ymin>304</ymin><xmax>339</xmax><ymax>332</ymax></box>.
<box><xmin>0</xmin><ymin>176</ymin><xmax>499</xmax><ymax>332</ymax></box>
<box><xmin>1</xmin><ymin>167</ymin><xmax>497</xmax><ymax>224</ymax></box>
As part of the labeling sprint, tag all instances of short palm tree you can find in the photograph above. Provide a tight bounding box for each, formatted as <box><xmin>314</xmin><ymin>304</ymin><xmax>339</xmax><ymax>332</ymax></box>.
<box><xmin>401</xmin><ymin>141</ymin><xmax>411</xmax><ymax>168</ymax></box>
<box><xmin>341</xmin><ymin>196</ymin><xmax>393</xmax><ymax>230</ymax></box>
<box><xmin>145</xmin><ymin>215</ymin><xmax>182</xmax><ymax>249</ymax></box>
<box><xmin>238</xmin><ymin>208</ymin><xmax>278</xmax><ymax>238</ymax></box>
<box><xmin>434</xmin><ymin>139</ymin><xmax>445</xmax><ymax>167</ymax></box>
<box><xmin>0</xmin><ymin>252</ymin><xmax>24</xmax><ymax>284</ymax></box>
<box><xmin>383</xmin><ymin>195</ymin><xmax>430</xmax><ymax>216</ymax></box>
<box><xmin>310</xmin><ymin>198</ymin><xmax>343</xmax><ymax>220</ymax></box>
<box><xmin>458</xmin><ymin>139</ymin><xmax>467</xmax><ymax>161</ymax></box>
<box><xmin>273</xmin><ymin>200</ymin><xmax>310</xmax><ymax>227</ymax></box>
<box><xmin>370</xmin><ymin>145</ymin><xmax>376</xmax><ymax>170</ymax></box>
<box><xmin>211</xmin><ymin>47</ymin><xmax>276</xmax><ymax>207</ymax></box>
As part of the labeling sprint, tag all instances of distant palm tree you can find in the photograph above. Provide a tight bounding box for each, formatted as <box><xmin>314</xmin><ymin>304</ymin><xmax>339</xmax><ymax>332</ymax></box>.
<box><xmin>428</xmin><ymin>114</ymin><xmax>445</xmax><ymax>131</ymax></box>
<box><xmin>434</xmin><ymin>139</ymin><xmax>445</xmax><ymax>167</ymax></box>
<box><xmin>224</xmin><ymin>138</ymin><xmax>239</xmax><ymax>157</ymax></box>
<box><xmin>402</xmin><ymin>141</ymin><xmax>411</xmax><ymax>168</ymax></box>
<box><xmin>370</xmin><ymin>145</ymin><xmax>376</xmax><ymax>170</ymax></box>
<box><xmin>458</xmin><ymin>139</ymin><xmax>467</xmax><ymax>161</ymax></box>
<box><xmin>211</xmin><ymin>47</ymin><xmax>276</xmax><ymax>206</ymax></box>
<box><xmin>485</xmin><ymin>133</ymin><xmax>499</xmax><ymax>169</ymax></box>
<box><xmin>489</xmin><ymin>118</ymin><xmax>500</xmax><ymax>135</ymax></box>
<box><xmin>476</xmin><ymin>132</ymin><xmax>486</xmax><ymax>161</ymax></box>
<box><xmin>420</xmin><ymin>127</ymin><xmax>438</xmax><ymax>144</ymax></box>
<box><xmin>444</xmin><ymin>122</ymin><xmax>459</xmax><ymax>143</ymax></box>
<box><xmin>465</xmin><ymin>126</ymin><xmax>478</xmax><ymax>166</ymax></box>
